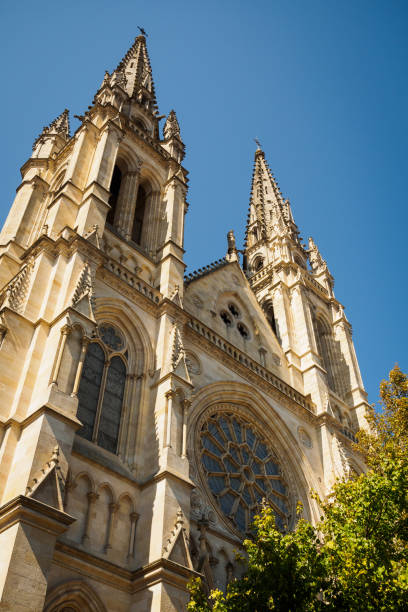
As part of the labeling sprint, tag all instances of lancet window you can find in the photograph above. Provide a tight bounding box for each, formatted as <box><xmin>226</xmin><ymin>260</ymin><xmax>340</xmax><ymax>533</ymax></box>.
<box><xmin>106</xmin><ymin>165</ymin><xmax>122</xmax><ymax>226</ymax></box>
<box><xmin>262</xmin><ymin>300</ymin><xmax>278</xmax><ymax>338</ymax></box>
<box><xmin>77</xmin><ymin>324</ymin><xmax>127</xmax><ymax>454</ymax></box>
<box><xmin>131</xmin><ymin>184</ymin><xmax>147</xmax><ymax>244</ymax></box>
<box><xmin>313</xmin><ymin>316</ymin><xmax>344</xmax><ymax>397</ymax></box>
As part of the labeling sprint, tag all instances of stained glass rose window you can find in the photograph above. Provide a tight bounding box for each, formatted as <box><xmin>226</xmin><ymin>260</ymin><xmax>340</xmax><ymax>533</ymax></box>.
<box><xmin>199</xmin><ymin>412</ymin><xmax>290</xmax><ymax>534</ymax></box>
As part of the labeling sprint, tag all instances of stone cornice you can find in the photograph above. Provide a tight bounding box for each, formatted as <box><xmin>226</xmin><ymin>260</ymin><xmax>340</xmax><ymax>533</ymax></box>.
<box><xmin>0</xmin><ymin>403</ymin><xmax>82</xmax><ymax>433</ymax></box>
<box><xmin>316</xmin><ymin>413</ymin><xmax>357</xmax><ymax>447</ymax></box>
<box><xmin>98</xmin><ymin>267</ymin><xmax>161</xmax><ymax>316</ymax></box>
<box><xmin>0</xmin><ymin>495</ymin><xmax>75</xmax><ymax>536</ymax></box>
<box><xmin>140</xmin><ymin>468</ymin><xmax>195</xmax><ymax>490</ymax></box>
<box><xmin>53</xmin><ymin>541</ymin><xmax>201</xmax><ymax>593</ymax></box>
<box><xmin>184</xmin><ymin>317</ymin><xmax>316</xmax><ymax>421</ymax></box>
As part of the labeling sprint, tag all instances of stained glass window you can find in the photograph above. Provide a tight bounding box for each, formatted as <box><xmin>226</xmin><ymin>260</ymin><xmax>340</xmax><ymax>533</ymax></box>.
<box><xmin>76</xmin><ymin>324</ymin><xmax>127</xmax><ymax>454</ymax></box>
<box><xmin>77</xmin><ymin>343</ymin><xmax>105</xmax><ymax>441</ymax></box>
<box><xmin>97</xmin><ymin>356</ymin><xmax>126</xmax><ymax>453</ymax></box>
<box><xmin>200</xmin><ymin>412</ymin><xmax>290</xmax><ymax>535</ymax></box>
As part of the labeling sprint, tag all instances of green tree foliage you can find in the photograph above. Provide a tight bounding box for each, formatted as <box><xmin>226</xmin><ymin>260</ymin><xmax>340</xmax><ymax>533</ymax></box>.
<box><xmin>188</xmin><ymin>367</ymin><xmax>408</xmax><ymax>611</ymax></box>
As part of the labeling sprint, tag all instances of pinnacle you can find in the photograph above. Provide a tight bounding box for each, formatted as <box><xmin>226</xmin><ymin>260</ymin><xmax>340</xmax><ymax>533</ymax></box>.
<box><xmin>163</xmin><ymin>109</ymin><xmax>181</xmax><ymax>140</ymax></box>
<box><xmin>32</xmin><ymin>108</ymin><xmax>70</xmax><ymax>150</ymax></box>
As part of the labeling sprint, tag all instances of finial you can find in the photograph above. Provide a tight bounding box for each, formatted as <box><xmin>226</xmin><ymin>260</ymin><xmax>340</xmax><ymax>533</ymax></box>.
<box><xmin>254</xmin><ymin>137</ymin><xmax>262</xmax><ymax>150</ymax></box>
<box><xmin>137</xmin><ymin>26</ymin><xmax>148</xmax><ymax>37</ymax></box>
<box><xmin>226</xmin><ymin>230</ymin><xmax>238</xmax><ymax>262</ymax></box>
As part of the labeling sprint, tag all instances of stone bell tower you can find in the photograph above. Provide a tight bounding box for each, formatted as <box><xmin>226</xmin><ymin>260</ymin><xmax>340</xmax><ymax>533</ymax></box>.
<box><xmin>0</xmin><ymin>34</ymin><xmax>196</xmax><ymax>611</ymax></box>
<box><xmin>243</xmin><ymin>145</ymin><xmax>370</xmax><ymax>484</ymax></box>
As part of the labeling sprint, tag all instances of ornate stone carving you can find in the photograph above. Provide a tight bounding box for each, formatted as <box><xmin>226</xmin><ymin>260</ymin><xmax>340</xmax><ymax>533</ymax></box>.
<box><xmin>198</xmin><ymin>410</ymin><xmax>292</xmax><ymax>535</ymax></box>
<box><xmin>298</xmin><ymin>427</ymin><xmax>312</xmax><ymax>448</ymax></box>
<box><xmin>163</xmin><ymin>110</ymin><xmax>181</xmax><ymax>140</ymax></box>
<box><xmin>308</xmin><ymin>237</ymin><xmax>328</xmax><ymax>274</ymax></box>
<box><xmin>2</xmin><ymin>258</ymin><xmax>35</xmax><ymax>314</ymax></box>
<box><xmin>190</xmin><ymin>489</ymin><xmax>216</xmax><ymax>525</ymax></box>
<box><xmin>72</xmin><ymin>263</ymin><xmax>96</xmax><ymax>320</ymax></box>
<box><xmin>185</xmin><ymin>351</ymin><xmax>201</xmax><ymax>375</ymax></box>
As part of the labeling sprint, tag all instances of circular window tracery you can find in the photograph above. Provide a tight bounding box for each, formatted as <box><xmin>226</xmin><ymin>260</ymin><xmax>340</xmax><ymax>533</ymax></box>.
<box><xmin>99</xmin><ymin>323</ymin><xmax>125</xmax><ymax>351</ymax></box>
<box><xmin>199</xmin><ymin>412</ymin><xmax>290</xmax><ymax>534</ymax></box>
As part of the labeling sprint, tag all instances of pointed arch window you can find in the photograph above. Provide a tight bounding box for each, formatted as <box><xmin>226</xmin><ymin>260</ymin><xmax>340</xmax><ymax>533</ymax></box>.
<box><xmin>131</xmin><ymin>184</ymin><xmax>147</xmax><ymax>244</ymax></box>
<box><xmin>313</xmin><ymin>316</ymin><xmax>344</xmax><ymax>398</ymax></box>
<box><xmin>77</xmin><ymin>324</ymin><xmax>127</xmax><ymax>454</ymax></box>
<box><xmin>107</xmin><ymin>165</ymin><xmax>122</xmax><ymax>226</ymax></box>
<box><xmin>263</xmin><ymin>301</ymin><xmax>279</xmax><ymax>340</ymax></box>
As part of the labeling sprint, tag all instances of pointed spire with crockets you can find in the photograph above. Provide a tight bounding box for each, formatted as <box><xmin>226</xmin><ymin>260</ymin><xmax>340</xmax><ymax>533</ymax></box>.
<box><xmin>113</xmin><ymin>35</ymin><xmax>157</xmax><ymax>113</ymax></box>
<box><xmin>32</xmin><ymin>109</ymin><xmax>70</xmax><ymax>150</ymax></box>
<box><xmin>244</xmin><ymin>144</ymin><xmax>300</xmax><ymax>249</ymax></box>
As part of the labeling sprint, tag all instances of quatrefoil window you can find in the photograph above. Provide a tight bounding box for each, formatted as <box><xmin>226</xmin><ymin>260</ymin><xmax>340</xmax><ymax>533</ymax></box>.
<box><xmin>200</xmin><ymin>412</ymin><xmax>290</xmax><ymax>534</ymax></box>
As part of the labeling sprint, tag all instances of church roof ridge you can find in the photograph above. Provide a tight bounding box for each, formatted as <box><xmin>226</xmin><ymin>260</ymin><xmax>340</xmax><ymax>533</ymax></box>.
<box><xmin>184</xmin><ymin>257</ymin><xmax>228</xmax><ymax>285</ymax></box>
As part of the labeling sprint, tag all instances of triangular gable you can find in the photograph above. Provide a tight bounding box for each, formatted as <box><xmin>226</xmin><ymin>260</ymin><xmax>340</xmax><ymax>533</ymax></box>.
<box><xmin>184</xmin><ymin>261</ymin><xmax>290</xmax><ymax>383</ymax></box>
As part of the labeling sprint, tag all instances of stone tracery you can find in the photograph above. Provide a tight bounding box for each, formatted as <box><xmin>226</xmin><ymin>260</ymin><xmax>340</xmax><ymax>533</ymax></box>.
<box><xmin>199</xmin><ymin>411</ymin><xmax>290</xmax><ymax>534</ymax></box>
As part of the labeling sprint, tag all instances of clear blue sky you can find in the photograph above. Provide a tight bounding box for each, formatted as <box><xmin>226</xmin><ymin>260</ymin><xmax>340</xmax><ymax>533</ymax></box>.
<box><xmin>1</xmin><ymin>1</ymin><xmax>407</xmax><ymax>405</ymax></box>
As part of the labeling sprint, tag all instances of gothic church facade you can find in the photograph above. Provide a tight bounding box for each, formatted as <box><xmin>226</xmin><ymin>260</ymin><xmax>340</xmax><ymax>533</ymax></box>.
<box><xmin>0</xmin><ymin>35</ymin><xmax>369</xmax><ymax>611</ymax></box>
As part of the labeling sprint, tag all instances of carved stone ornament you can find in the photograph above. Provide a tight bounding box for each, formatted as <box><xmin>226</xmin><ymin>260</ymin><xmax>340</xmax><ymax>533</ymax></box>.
<box><xmin>163</xmin><ymin>110</ymin><xmax>181</xmax><ymax>140</ymax></box>
<box><xmin>298</xmin><ymin>427</ymin><xmax>312</xmax><ymax>449</ymax></box>
<box><xmin>192</xmin><ymin>294</ymin><xmax>203</xmax><ymax>310</ymax></box>
<box><xmin>308</xmin><ymin>237</ymin><xmax>328</xmax><ymax>274</ymax></box>
<box><xmin>190</xmin><ymin>489</ymin><xmax>216</xmax><ymax>525</ymax></box>
<box><xmin>185</xmin><ymin>351</ymin><xmax>201</xmax><ymax>375</ymax></box>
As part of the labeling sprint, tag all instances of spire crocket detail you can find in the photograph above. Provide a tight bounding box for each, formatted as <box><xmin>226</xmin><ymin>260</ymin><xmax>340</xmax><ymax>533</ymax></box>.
<box><xmin>114</xmin><ymin>35</ymin><xmax>157</xmax><ymax>111</ymax></box>
<box><xmin>32</xmin><ymin>108</ymin><xmax>70</xmax><ymax>150</ymax></box>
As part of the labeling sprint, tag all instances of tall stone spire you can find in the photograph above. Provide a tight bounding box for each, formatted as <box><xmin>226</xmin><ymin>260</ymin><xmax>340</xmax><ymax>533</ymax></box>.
<box><xmin>113</xmin><ymin>35</ymin><xmax>157</xmax><ymax>113</ymax></box>
<box><xmin>244</xmin><ymin>146</ymin><xmax>301</xmax><ymax>250</ymax></box>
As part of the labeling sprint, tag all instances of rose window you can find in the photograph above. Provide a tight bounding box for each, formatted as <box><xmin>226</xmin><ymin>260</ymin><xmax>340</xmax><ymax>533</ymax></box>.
<box><xmin>199</xmin><ymin>412</ymin><xmax>290</xmax><ymax>534</ymax></box>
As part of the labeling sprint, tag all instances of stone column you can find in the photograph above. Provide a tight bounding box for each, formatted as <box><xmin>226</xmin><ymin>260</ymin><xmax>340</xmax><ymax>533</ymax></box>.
<box><xmin>164</xmin><ymin>391</ymin><xmax>175</xmax><ymax>449</ymax></box>
<box><xmin>81</xmin><ymin>491</ymin><xmax>98</xmax><ymax>545</ymax></box>
<box><xmin>144</xmin><ymin>189</ymin><xmax>162</xmax><ymax>254</ymax></box>
<box><xmin>104</xmin><ymin>502</ymin><xmax>118</xmax><ymax>553</ymax></box>
<box><xmin>51</xmin><ymin>324</ymin><xmax>71</xmax><ymax>386</ymax></box>
<box><xmin>116</xmin><ymin>170</ymin><xmax>140</xmax><ymax>239</ymax></box>
<box><xmin>71</xmin><ymin>336</ymin><xmax>90</xmax><ymax>396</ymax></box>
<box><xmin>181</xmin><ymin>399</ymin><xmax>191</xmax><ymax>459</ymax></box>
<box><xmin>127</xmin><ymin>511</ymin><xmax>139</xmax><ymax>561</ymax></box>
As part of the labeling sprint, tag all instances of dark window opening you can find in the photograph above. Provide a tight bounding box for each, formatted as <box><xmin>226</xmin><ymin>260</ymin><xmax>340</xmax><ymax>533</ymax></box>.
<box><xmin>263</xmin><ymin>303</ymin><xmax>278</xmax><ymax>337</ymax></box>
<box><xmin>228</xmin><ymin>303</ymin><xmax>240</xmax><ymax>318</ymax></box>
<box><xmin>107</xmin><ymin>165</ymin><xmax>122</xmax><ymax>226</ymax></box>
<box><xmin>132</xmin><ymin>185</ymin><xmax>147</xmax><ymax>244</ymax></box>
<box><xmin>253</xmin><ymin>257</ymin><xmax>264</xmax><ymax>272</ymax></box>
<box><xmin>220</xmin><ymin>311</ymin><xmax>232</xmax><ymax>327</ymax></box>
<box><xmin>237</xmin><ymin>322</ymin><xmax>249</xmax><ymax>339</ymax></box>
